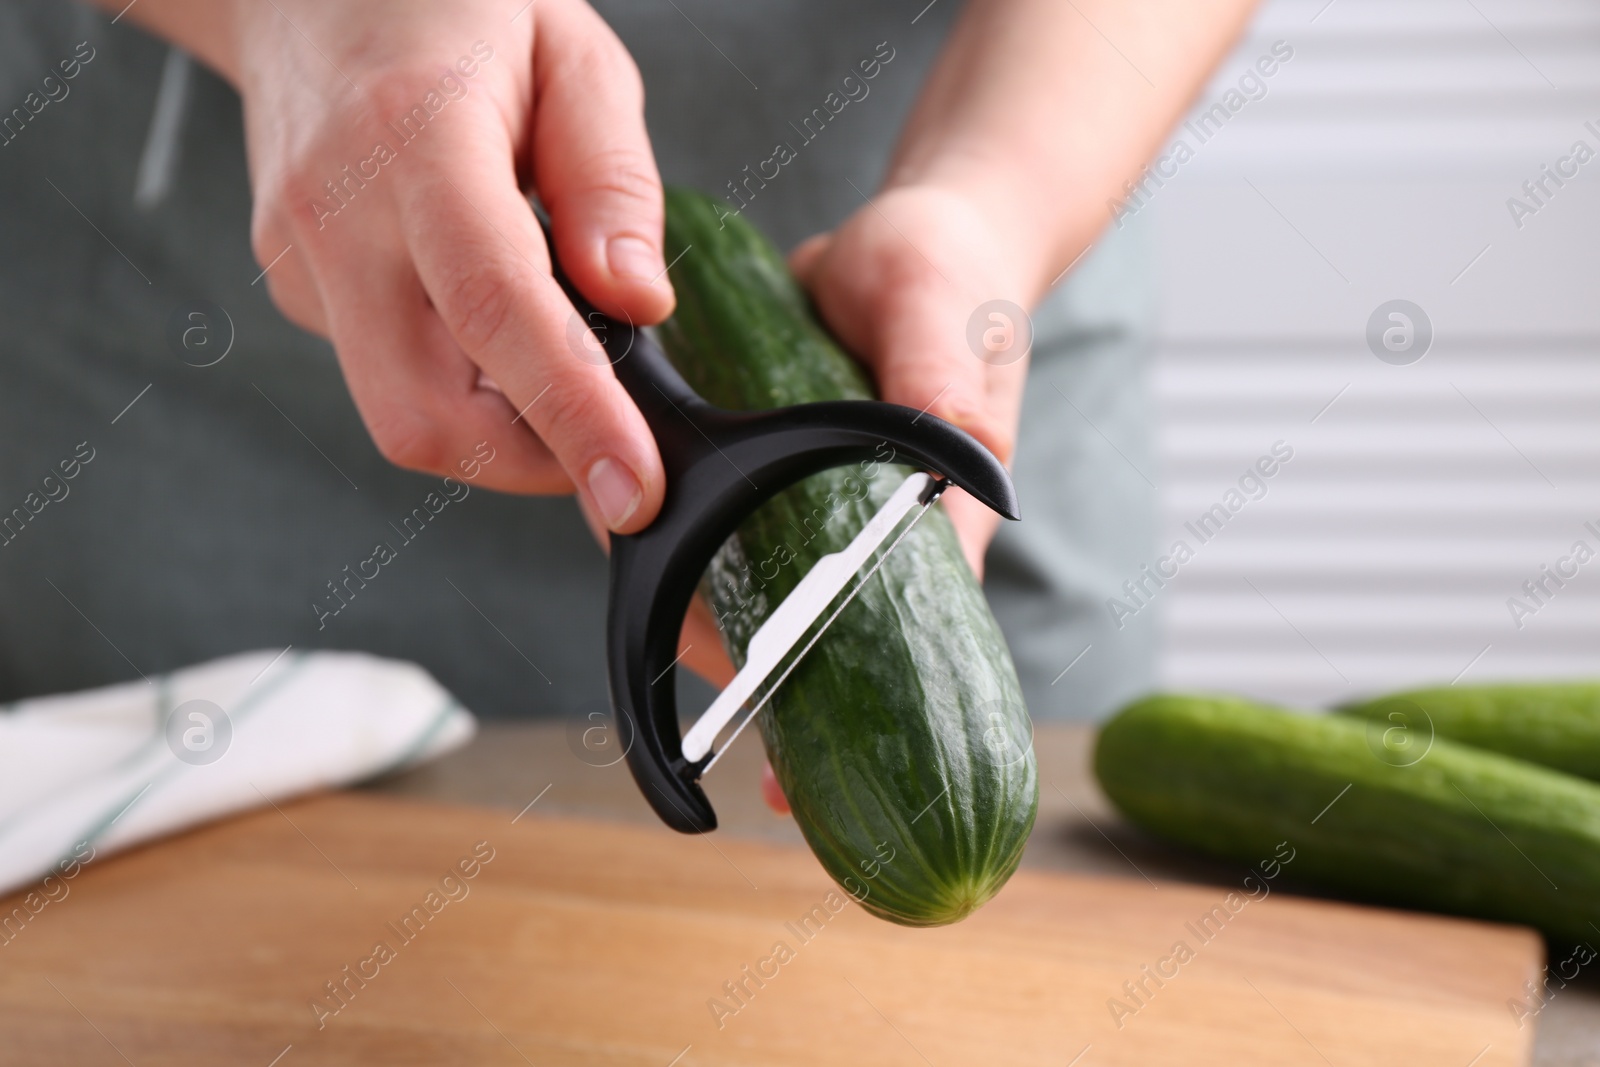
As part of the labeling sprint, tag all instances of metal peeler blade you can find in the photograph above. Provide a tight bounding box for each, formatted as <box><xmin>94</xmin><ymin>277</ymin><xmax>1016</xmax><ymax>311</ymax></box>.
<box><xmin>682</xmin><ymin>471</ymin><xmax>944</xmax><ymax>768</ymax></box>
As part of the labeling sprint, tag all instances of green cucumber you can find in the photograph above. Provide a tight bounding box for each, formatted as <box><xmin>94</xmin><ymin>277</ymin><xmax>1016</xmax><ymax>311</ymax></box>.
<box><xmin>656</xmin><ymin>187</ymin><xmax>1037</xmax><ymax>926</ymax></box>
<box><xmin>1338</xmin><ymin>682</ymin><xmax>1600</xmax><ymax>782</ymax></box>
<box><xmin>1095</xmin><ymin>693</ymin><xmax>1600</xmax><ymax>944</ymax></box>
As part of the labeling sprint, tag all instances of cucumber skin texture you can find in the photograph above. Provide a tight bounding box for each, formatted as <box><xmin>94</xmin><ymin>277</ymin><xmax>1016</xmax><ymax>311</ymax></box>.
<box><xmin>1095</xmin><ymin>693</ymin><xmax>1600</xmax><ymax>944</ymax></box>
<box><xmin>656</xmin><ymin>187</ymin><xmax>1038</xmax><ymax>926</ymax></box>
<box><xmin>1338</xmin><ymin>683</ymin><xmax>1600</xmax><ymax>782</ymax></box>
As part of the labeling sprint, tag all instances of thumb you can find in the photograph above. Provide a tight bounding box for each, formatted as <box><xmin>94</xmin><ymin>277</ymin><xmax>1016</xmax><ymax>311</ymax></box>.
<box><xmin>850</xmin><ymin>272</ymin><xmax>1013</xmax><ymax>466</ymax></box>
<box><xmin>788</xmin><ymin>232</ymin><xmax>832</xmax><ymax>287</ymax></box>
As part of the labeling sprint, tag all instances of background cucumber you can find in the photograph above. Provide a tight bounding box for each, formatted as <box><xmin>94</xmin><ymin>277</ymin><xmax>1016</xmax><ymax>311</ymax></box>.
<box><xmin>655</xmin><ymin>187</ymin><xmax>1037</xmax><ymax>926</ymax></box>
<box><xmin>1338</xmin><ymin>682</ymin><xmax>1600</xmax><ymax>782</ymax></box>
<box><xmin>1095</xmin><ymin>693</ymin><xmax>1600</xmax><ymax>944</ymax></box>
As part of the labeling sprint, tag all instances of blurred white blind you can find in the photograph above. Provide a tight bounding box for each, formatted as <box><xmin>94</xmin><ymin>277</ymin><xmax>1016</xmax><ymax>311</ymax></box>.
<box><xmin>1150</xmin><ymin>0</ymin><xmax>1600</xmax><ymax>708</ymax></box>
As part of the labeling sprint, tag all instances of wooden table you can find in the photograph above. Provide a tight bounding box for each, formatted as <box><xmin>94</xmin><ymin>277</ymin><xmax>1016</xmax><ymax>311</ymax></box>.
<box><xmin>0</xmin><ymin>721</ymin><xmax>1587</xmax><ymax>1064</ymax></box>
<box><xmin>372</xmin><ymin>721</ymin><xmax>1600</xmax><ymax>1066</ymax></box>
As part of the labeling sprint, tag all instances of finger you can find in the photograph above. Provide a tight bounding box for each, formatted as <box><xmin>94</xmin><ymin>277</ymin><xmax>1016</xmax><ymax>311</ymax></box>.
<box><xmin>874</xmin><ymin>281</ymin><xmax>1013</xmax><ymax>463</ymax></box>
<box><xmin>394</xmin><ymin>117</ymin><xmax>664</xmax><ymax>532</ymax></box>
<box><xmin>878</xmin><ymin>296</ymin><xmax>1013</xmax><ymax>463</ymax></box>
<box><xmin>982</xmin><ymin>357</ymin><xmax>1030</xmax><ymax>465</ymax></box>
<box><xmin>940</xmin><ymin>488</ymin><xmax>1003</xmax><ymax>578</ymax></box>
<box><xmin>761</xmin><ymin>760</ymin><xmax>791</xmax><ymax>815</ymax></box>
<box><xmin>533</xmin><ymin>0</ymin><xmax>673</xmax><ymax>323</ymax></box>
<box><xmin>808</xmin><ymin>239</ymin><xmax>1010</xmax><ymax>464</ymax></box>
<box><xmin>679</xmin><ymin>596</ymin><xmax>736</xmax><ymax>687</ymax></box>
<box><xmin>314</xmin><ymin>237</ymin><xmax>572</xmax><ymax>494</ymax></box>
<box><xmin>787</xmin><ymin>232</ymin><xmax>831</xmax><ymax>286</ymax></box>
<box><xmin>251</xmin><ymin>216</ymin><xmax>328</xmax><ymax>336</ymax></box>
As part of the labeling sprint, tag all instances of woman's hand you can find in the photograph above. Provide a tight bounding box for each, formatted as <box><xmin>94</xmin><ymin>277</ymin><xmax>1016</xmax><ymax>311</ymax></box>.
<box><xmin>114</xmin><ymin>0</ymin><xmax>678</xmax><ymax>532</ymax></box>
<box><xmin>789</xmin><ymin>183</ymin><xmax>1034</xmax><ymax>575</ymax></box>
<box><xmin>241</xmin><ymin>0</ymin><xmax>674</xmax><ymax>530</ymax></box>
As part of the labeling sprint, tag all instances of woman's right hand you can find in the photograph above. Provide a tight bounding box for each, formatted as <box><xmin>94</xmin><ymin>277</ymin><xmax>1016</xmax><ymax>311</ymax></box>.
<box><xmin>121</xmin><ymin>0</ymin><xmax>679</xmax><ymax>532</ymax></box>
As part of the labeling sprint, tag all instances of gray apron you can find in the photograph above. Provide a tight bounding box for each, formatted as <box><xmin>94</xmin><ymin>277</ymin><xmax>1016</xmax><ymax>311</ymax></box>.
<box><xmin>0</xmin><ymin>1</ymin><xmax>1154</xmax><ymax>721</ymax></box>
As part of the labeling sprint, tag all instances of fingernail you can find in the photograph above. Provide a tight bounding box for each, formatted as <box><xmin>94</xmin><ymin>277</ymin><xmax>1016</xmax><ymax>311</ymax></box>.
<box><xmin>940</xmin><ymin>405</ymin><xmax>1011</xmax><ymax>464</ymax></box>
<box><xmin>607</xmin><ymin>235</ymin><xmax>665</xmax><ymax>283</ymax></box>
<box><xmin>935</xmin><ymin>396</ymin><xmax>981</xmax><ymax>432</ymax></box>
<box><xmin>587</xmin><ymin>456</ymin><xmax>643</xmax><ymax>530</ymax></box>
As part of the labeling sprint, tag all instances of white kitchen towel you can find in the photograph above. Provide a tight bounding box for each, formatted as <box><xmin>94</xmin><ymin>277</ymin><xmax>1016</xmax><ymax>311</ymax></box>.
<box><xmin>0</xmin><ymin>649</ymin><xmax>475</xmax><ymax>898</ymax></box>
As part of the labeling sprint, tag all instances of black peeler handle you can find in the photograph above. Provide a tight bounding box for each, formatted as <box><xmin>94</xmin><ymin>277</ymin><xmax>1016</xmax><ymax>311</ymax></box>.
<box><xmin>540</xmin><ymin>222</ymin><xmax>1019</xmax><ymax>833</ymax></box>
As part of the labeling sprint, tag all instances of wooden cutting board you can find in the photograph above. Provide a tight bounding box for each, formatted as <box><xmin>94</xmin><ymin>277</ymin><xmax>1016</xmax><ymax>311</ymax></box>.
<box><xmin>0</xmin><ymin>792</ymin><xmax>1541</xmax><ymax>1066</ymax></box>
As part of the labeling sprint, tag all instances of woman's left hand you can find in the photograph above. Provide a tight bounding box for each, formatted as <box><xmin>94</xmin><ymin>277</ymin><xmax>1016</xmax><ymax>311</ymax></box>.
<box><xmin>787</xmin><ymin>182</ymin><xmax>1037</xmax><ymax>577</ymax></box>
<box><xmin>651</xmin><ymin>181</ymin><xmax>1044</xmax><ymax>697</ymax></box>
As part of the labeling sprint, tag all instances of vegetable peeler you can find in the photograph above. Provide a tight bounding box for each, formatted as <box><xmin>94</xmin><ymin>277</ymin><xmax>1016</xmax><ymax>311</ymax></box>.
<box><xmin>544</xmin><ymin>233</ymin><xmax>1020</xmax><ymax>834</ymax></box>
